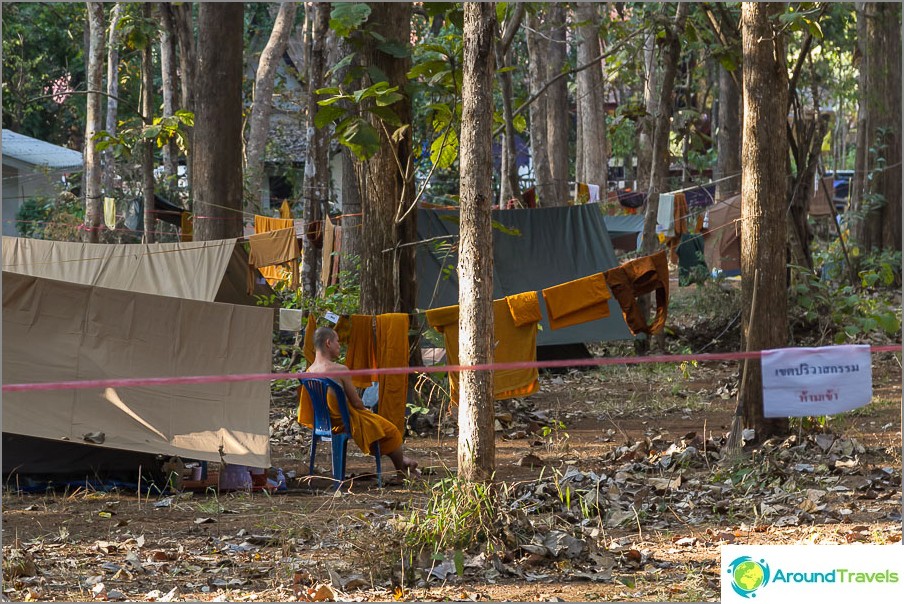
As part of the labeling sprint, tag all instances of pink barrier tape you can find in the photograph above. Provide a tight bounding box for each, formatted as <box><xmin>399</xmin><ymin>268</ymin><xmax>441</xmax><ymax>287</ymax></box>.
<box><xmin>3</xmin><ymin>345</ymin><xmax>899</xmax><ymax>394</ymax></box>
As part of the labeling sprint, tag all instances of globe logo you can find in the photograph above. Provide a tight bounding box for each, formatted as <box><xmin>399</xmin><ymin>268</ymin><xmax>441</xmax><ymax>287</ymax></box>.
<box><xmin>727</xmin><ymin>556</ymin><xmax>771</xmax><ymax>598</ymax></box>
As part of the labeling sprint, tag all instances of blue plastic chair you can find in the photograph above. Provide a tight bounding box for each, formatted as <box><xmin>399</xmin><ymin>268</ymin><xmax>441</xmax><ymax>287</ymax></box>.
<box><xmin>299</xmin><ymin>377</ymin><xmax>382</xmax><ymax>489</ymax></box>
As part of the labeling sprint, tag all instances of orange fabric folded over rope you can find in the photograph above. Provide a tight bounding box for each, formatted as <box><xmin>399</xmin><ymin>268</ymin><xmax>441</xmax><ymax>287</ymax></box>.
<box><xmin>426</xmin><ymin>296</ymin><xmax>539</xmax><ymax>403</ymax></box>
<box><xmin>603</xmin><ymin>250</ymin><xmax>670</xmax><ymax>335</ymax></box>
<box><xmin>279</xmin><ymin>200</ymin><xmax>292</xmax><ymax>220</ymax></box>
<box><xmin>254</xmin><ymin>215</ymin><xmax>294</xmax><ymax>234</ymax></box>
<box><xmin>248</xmin><ymin>227</ymin><xmax>299</xmax><ymax>290</ymax></box>
<box><xmin>506</xmin><ymin>291</ymin><xmax>543</xmax><ymax>327</ymax></box>
<box><xmin>376</xmin><ymin>313</ymin><xmax>410</xmax><ymax>435</ymax></box>
<box><xmin>297</xmin><ymin>384</ymin><xmax>401</xmax><ymax>456</ymax></box>
<box><xmin>541</xmin><ymin>273</ymin><xmax>611</xmax><ymax>330</ymax></box>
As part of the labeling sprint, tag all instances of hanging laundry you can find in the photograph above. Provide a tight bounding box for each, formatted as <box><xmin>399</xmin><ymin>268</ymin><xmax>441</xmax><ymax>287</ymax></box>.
<box><xmin>104</xmin><ymin>197</ymin><xmax>117</xmax><ymax>230</ymax></box>
<box><xmin>346</xmin><ymin>315</ymin><xmax>378</xmax><ymax>389</ymax></box>
<box><xmin>657</xmin><ymin>193</ymin><xmax>676</xmax><ymax>237</ymax></box>
<box><xmin>180</xmin><ymin>212</ymin><xmax>193</xmax><ymax>242</ymax></box>
<box><xmin>506</xmin><ymin>291</ymin><xmax>543</xmax><ymax>327</ymax></box>
<box><xmin>303</xmin><ymin>313</ymin><xmax>317</xmax><ymax>367</ymax></box>
<box><xmin>376</xmin><ymin>313</ymin><xmax>410</xmax><ymax>435</ymax></box>
<box><xmin>248</xmin><ymin>227</ymin><xmax>300</xmax><ymax>291</ymax></box>
<box><xmin>542</xmin><ymin>273</ymin><xmax>611</xmax><ymax>330</ymax></box>
<box><xmin>426</xmin><ymin>295</ymin><xmax>540</xmax><ymax>403</ymax></box>
<box><xmin>574</xmin><ymin>182</ymin><xmax>591</xmax><ymax>205</ymax></box>
<box><xmin>279</xmin><ymin>199</ymin><xmax>292</xmax><ymax>220</ymax></box>
<box><xmin>254</xmin><ymin>215</ymin><xmax>299</xmax><ymax>288</ymax></box>
<box><xmin>279</xmin><ymin>308</ymin><xmax>305</xmax><ymax>332</ymax></box>
<box><xmin>673</xmin><ymin>192</ymin><xmax>689</xmax><ymax>236</ymax></box>
<box><xmin>587</xmin><ymin>183</ymin><xmax>600</xmax><ymax>204</ymax></box>
<box><xmin>603</xmin><ymin>250</ymin><xmax>670</xmax><ymax>336</ymax></box>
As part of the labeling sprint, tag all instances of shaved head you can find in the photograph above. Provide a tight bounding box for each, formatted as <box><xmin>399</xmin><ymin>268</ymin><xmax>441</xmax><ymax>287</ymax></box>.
<box><xmin>313</xmin><ymin>326</ymin><xmax>338</xmax><ymax>351</ymax></box>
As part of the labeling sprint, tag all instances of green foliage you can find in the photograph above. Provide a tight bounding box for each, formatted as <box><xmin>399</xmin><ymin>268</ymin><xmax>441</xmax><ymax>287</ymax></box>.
<box><xmin>315</xmin><ymin>82</ymin><xmax>406</xmax><ymax>161</ymax></box>
<box><xmin>16</xmin><ymin>190</ymin><xmax>85</xmax><ymax>242</ymax></box>
<box><xmin>15</xmin><ymin>195</ymin><xmax>54</xmax><ymax>240</ymax></box>
<box><xmin>402</xmin><ymin>474</ymin><xmax>501</xmax><ymax>557</ymax></box>
<box><xmin>256</xmin><ymin>254</ymin><xmax>362</xmax><ymax>318</ymax></box>
<box><xmin>94</xmin><ymin>111</ymin><xmax>194</xmax><ymax>160</ymax></box>
<box><xmin>790</xmin><ymin>250</ymin><xmax>901</xmax><ymax>344</ymax></box>
<box><xmin>329</xmin><ymin>3</ymin><xmax>372</xmax><ymax>38</ymax></box>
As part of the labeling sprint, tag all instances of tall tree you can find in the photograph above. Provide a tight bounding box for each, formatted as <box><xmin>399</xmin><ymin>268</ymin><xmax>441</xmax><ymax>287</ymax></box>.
<box><xmin>740</xmin><ymin>2</ymin><xmax>789</xmax><ymax>438</ymax></box>
<box><xmin>495</xmin><ymin>3</ymin><xmax>524</xmax><ymax>206</ymax></box>
<box><xmin>850</xmin><ymin>2</ymin><xmax>902</xmax><ymax>253</ymax></box>
<box><xmin>140</xmin><ymin>3</ymin><xmax>156</xmax><ymax>243</ymax></box>
<box><xmin>716</xmin><ymin>63</ymin><xmax>742</xmax><ymax>200</ymax></box>
<box><xmin>574</xmin><ymin>3</ymin><xmax>609</xmax><ymax>186</ymax></box>
<box><xmin>458</xmin><ymin>1</ymin><xmax>497</xmax><ymax>482</ymax></box>
<box><xmin>159</xmin><ymin>2</ymin><xmax>179</xmax><ymax>191</ymax></box>
<box><xmin>545</xmin><ymin>3</ymin><xmax>569</xmax><ymax>206</ymax></box>
<box><xmin>525</xmin><ymin>9</ymin><xmax>554</xmax><ymax>206</ymax></box>
<box><xmin>193</xmin><ymin>3</ymin><xmax>244</xmax><ymax>241</ymax></box>
<box><xmin>358</xmin><ymin>3</ymin><xmax>417</xmax><ymax>315</ymax></box>
<box><xmin>172</xmin><ymin>3</ymin><xmax>196</xmax><ymax>197</ymax></box>
<box><xmin>245</xmin><ymin>2</ymin><xmax>298</xmax><ymax>214</ymax></box>
<box><xmin>300</xmin><ymin>2</ymin><xmax>330</xmax><ymax>300</ymax></box>
<box><xmin>103</xmin><ymin>3</ymin><xmax>124</xmax><ymax>198</ymax></box>
<box><xmin>640</xmin><ymin>3</ymin><xmax>689</xmax><ymax>254</ymax></box>
<box><xmin>635</xmin><ymin>15</ymin><xmax>660</xmax><ymax>191</ymax></box>
<box><xmin>83</xmin><ymin>1</ymin><xmax>104</xmax><ymax>243</ymax></box>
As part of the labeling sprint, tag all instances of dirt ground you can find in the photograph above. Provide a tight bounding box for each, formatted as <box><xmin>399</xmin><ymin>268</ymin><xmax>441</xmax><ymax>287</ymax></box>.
<box><xmin>3</xmin><ymin>277</ymin><xmax>902</xmax><ymax>602</ymax></box>
<box><xmin>3</xmin><ymin>349</ymin><xmax>901</xmax><ymax>602</ymax></box>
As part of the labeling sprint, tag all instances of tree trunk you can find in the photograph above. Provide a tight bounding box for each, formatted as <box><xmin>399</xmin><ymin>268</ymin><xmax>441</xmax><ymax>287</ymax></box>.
<box><xmin>358</xmin><ymin>3</ymin><xmax>417</xmax><ymax>316</ymax></box>
<box><xmin>246</xmin><ymin>2</ymin><xmax>297</xmax><ymax>215</ymax></box>
<box><xmin>640</xmin><ymin>3</ymin><xmax>689</xmax><ymax>255</ymax></box>
<box><xmin>141</xmin><ymin>3</ymin><xmax>156</xmax><ymax>244</ymax></box>
<box><xmin>545</xmin><ymin>3</ymin><xmax>570</xmax><ymax>206</ymax></box>
<box><xmin>636</xmin><ymin>29</ymin><xmax>660</xmax><ymax>192</ymax></box>
<box><xmin>458</xmin><ymin>1</ymin><xmax>497</xmax><ymax>483</ymax></box>
<box><xmin>850</xmin><ymin>2</ymin><xmax>902</xmax><ymax>253</ymax></box>
<box><xmin>334</xmin><ymin>36</ymin><xmax>362</xmax><ymax>276</ymax></box>
<box><xmin>741</xmin><ymin>2</ymin><xmax>790</xmax><ymax>439</ymax></box>
<box><xmin>103</xmin><ymin>3</ymin><xmax>123</xmax><ymax>199</ymax></box>
<box><xmin>788</xmin><ymin>111</ymin><xmax>829</xmax><ymax>270</ymax></box>
<box><xmin>716</xmin><ymin>64</ymin><xmax>742</xmax><ymax>200</ymax></box>
<box><xmin>525</xmin><ymin>10</ymin><xmax>554</xmax><ymax>206</ymax></box>
<box><xmin>173</xmin><ymin>3</ymin><xmax>197</xmax><ymax>199</ymax></box>
<box><xmin>83</xmin><ymin>1</ymin><xmax>104</xmax><ymax>244</ymax></box>
<box><xmin>495</xmin><ymin>4</ymin><xmax>524</xmax><ymax>207</ymax></box>
<box><xmin>574</xmin><ymin>3</ymin><xmax>609</xmax><ymax>187</ymax></box>
<box><xmin>301</xmin><ymin>2</ymin><xmax>331</xmax><ymax>300</ymax></box>
<box><xmin>159</xmin><ymin>3</ymin><xmax>179</xmax><ymax>193</ymax></box>
<box><xmin>193</xmin><ymin>3</ymin><xmax>244</xmax><ymax>241</ymax></box>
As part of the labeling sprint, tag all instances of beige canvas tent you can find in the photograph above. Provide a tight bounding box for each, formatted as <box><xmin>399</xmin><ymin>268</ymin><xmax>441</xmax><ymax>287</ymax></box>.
<box><xmin>2</xmin><ymin>236</ymin><xmax>272</xmax><ymax>305</ymax></box>
<box><xmin>703</xmin><ymin>194</ymin><xmax>742</xmax><ymax>275</ymax></box>
<box><xmin>2</xmin><ymin>237</ymin><xmax>276</xmax><ymax>472</ymax></box>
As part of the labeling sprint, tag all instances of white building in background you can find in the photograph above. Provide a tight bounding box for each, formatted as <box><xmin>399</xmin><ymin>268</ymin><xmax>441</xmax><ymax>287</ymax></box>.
<box><xmin>1</xmin><ymin>129</ymin><xmax>83</xmax><ymax>237</ymax></box>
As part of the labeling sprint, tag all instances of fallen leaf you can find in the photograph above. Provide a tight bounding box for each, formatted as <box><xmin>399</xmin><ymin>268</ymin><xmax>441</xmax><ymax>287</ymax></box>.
<box><xmin>194</xmin><ymin>517</ymin><xmax>216</xmax><ymax>524</ymax></box>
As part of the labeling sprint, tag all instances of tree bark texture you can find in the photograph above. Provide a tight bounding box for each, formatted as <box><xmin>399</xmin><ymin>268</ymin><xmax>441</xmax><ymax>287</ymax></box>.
<box><xmin>159</xmin><ymin>3</ymin><xmax>179</xmax><ymax>190</ymax></box>
<box><xmin>246</xmin><ymin>2</ymin><xmax>297</xmax><ymax>215</ymax></box>
<box><xmin>545</xmin><ymin>3</ymin><xmax>570</xmax><ymax>206</ymax></box>
<box><xmin>458</xmin><ymin>1</ymin><xmax>497</xmax><ymax>483</ymax></box>
<box><xmin>141</xmin><ymin>3</ymin><xmax>156</xmax><ymax>244</ymax></box>
<box><xmin>193</xmin><ymin>3</ymin><xmax>244</xmax><ymax>241</ymax></box>
<box><xmin>574</xmin><ymin>3</ymin><xmax>609</xmax><ymax>187</ymax></box>
<box><xmin>173</xmin><ymin>2</ymin><xmax>196</xmax><ymax>199</ymax></box>
<box><xmin>850</xmin><ymin>3</ymin><xmax>902</xmax><ymax>253</ymax></box>
<box><xmin>301</xmin><ymin>2</ymin><xmax>330</xmax><ymax>300</ymax></box>
<box><xmin>334</xmin><ymin>36</ymin><xmax>362</xmax><ymax>277</ymax></box>
<box><xmin>741</xmin><ymin>2</ymin><xmax>789</xmax><ymax>438</ymax></box>
<box><xmin>358</xmin><ymin>3</ymin><xmax>417</xmax><ymax>316</ymax></box>
<box><xmin>716</xmin><ymin>64</ymin><xmax>742</xmax><ymax>200</ymax></box>
<box><xmin>525</xmin><ymin>11</ymin><xmax>554</xmax><ymax>207</ymax></box>
<box><xmin>83</xmin><ymin>1</ymin><xmax>104</xmax><ymax>243</ymax></box>
<box><xmin>103</xmin><ymin>3</ymin><xmax>123</xmax><ymax>198</ymax></box>
<box><xmin>636</xmin><ymin>29</ymin><xmax>660</xmax><ymax>191</ymax></box>
<box><xmin>640</xmin><ymin>3</ymin><xmax>689</xmax><ymax>255</ymax></box>
<box><xmin>495</xmin><ymin>4</ymin><xmax>524</xmax><ymax>207</ymax></box>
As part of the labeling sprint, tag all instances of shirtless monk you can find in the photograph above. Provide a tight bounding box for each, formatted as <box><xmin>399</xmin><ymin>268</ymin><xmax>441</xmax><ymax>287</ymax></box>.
<box><xmin>304</xmin><ymin>326</ymin><xmax>418</xmax><ymax>476</ymax></box>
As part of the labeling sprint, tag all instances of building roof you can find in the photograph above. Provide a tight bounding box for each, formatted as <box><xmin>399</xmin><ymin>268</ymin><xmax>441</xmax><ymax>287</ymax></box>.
<box><xmin>2</xmin><ymin>129</ymin><xmax>83</xmax><ymax>170</ymax></box>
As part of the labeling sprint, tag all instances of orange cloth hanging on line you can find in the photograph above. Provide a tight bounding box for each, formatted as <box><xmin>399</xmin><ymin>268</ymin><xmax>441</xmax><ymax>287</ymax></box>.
<box><xmin>247</xmin><ymin>227</ymin><xmax>300</xmax><ymax>291</ymax></box>
<box><xmin>376</xmin><ymin>313</ymin><xmax>410</xmax><ymax>435</ymax></box>
<box><xmin>541</xmin><ymin>273</ymin><xmax>611</xmax><ymax>330</ymax></box>
<box><xmin>603</xmin><ymin>250</ymin><xmax>670</xmax><ymax>336</ymax></box>
<box><xmin>279</xmin><ymin>200</ymin><xmax>292</xmax><ymax>220</ymax></box>
<box><xmin>346</xmin><ymin>315</ymin><xmax>378</xmax><ymax>389</ymax></box>
<box><xmin>426</xmin><ymin>294</ymin><xmax>540</xmax><ymax>403</ymax></box>
<box><xmin>303</xmin><ymin>313</ymin><xmax>317</xmax><ymax>367</ymax></box>
<box><xmin>180</xmin><ymin>212</ymin><xmax>193</xmax><ymax>242</ymax></box>
<box><xmin>296</xmin><ymin>383</ymin><xmax>402</xmax><ymax>456</ymax></box>
<box><xmin>673</xmin><ymin>192</ymin><xmax>689</xmax><ymax>236</ymax></box>
<box><xmin>254</xmin><ymin>215</ymin><xmax>299</xmax><ymax>288</ymax></box>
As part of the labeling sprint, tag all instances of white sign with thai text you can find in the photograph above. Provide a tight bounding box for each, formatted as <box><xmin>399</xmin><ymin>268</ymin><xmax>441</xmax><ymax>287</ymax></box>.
<box><xmin>761</xmin><ymin>345</ymin><xmax>872</xmax><ymax>417</ymax></box>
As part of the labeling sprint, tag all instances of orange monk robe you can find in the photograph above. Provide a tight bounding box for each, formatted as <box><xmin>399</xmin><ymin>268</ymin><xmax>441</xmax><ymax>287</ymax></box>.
<box><xmin>541</xmin><ymin>273</ymin><xmax>611</xmax><ymax>330</ymax></box>
<box><xmin>426</xmin><ymin>295</ymin><xmax>540</xmax><ymax>403</ymax></box>
<box><xmin>345</xmin><ymin>315</ymin><xmax>378</xmax><ymax>389</ymax></box>
<box><xmin>302</xmin><ymin>313</ymin><xmax>317</xmax><ymax>367</ymax></box>
<box><xmin>296</xmin><ymin>383</ymin><xmax>402</xmax><ymax>456</ymax></box>
<box><xmin>376</xmin><ymin>313</ymin><xmax>410</xmax><ymax>435</ymax></box>
<box><xmin>254</xmin><ymin>215</ymin><xmax>299</xmax><ymax>288</ymax></box>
